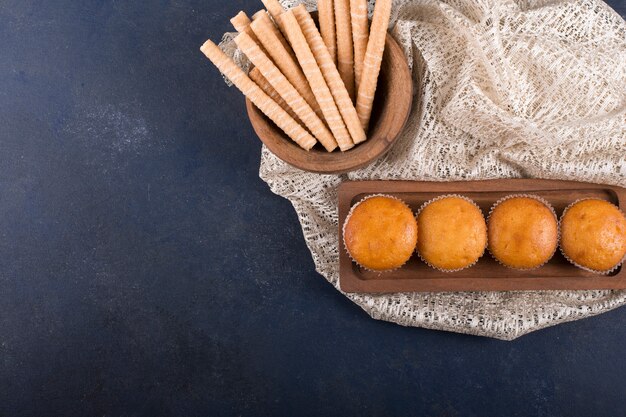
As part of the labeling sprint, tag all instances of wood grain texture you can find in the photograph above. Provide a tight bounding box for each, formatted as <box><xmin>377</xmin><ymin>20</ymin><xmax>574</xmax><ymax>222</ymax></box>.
<box><xmin>245</xmin><ymin>29</ymin><xmax>412</xmax><ymax>173</ymax></box>
<box><xmin>338</xmin><ymin>179</ymin><xmax>626</xmax><ymax>293</ymax></box>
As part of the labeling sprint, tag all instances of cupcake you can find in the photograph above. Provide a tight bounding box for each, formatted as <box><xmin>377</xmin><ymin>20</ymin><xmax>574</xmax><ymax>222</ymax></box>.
<box><xmin>416</xmin><ymin>195</ymin><xmax>487</xmax><ymax>272</ymax></box>
<box><xmin>342</xmin><ymin>195</ymin><xmax>418</xmax><ymax>272</ymax></box>
<box><xmin>487</xmin><ymin>195</ymin><xmax>558</xmax><ymax>270</ymax></box>
<box><xmin>559</xmin><ymin>199</ymin><xmax>626</xmax><ymax>274</ymax></box>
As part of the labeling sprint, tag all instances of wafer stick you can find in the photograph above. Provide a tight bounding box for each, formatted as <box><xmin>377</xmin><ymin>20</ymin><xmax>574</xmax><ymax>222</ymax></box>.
<box><xmin>231</xmin><ymin>12</ymin><xmax>291</xmax><ymax>118</ymax></box>
<box><xmin>200</xmin><ymin>40</ymin><xmax>316</xmax><ymax>150</ymax></box>
<box><xmin>356</xmin><ymin>0</ymin><xmax>391</xmax><ymax>131</ymax></box>
<box><xmin>249</xmin><ymin>67</ymin><xmax>300</xmax><ymax>122</ymax></box>
<box><xmin>261</xmin><ymin>0</ymin><xmax>286</xmax><ymax>31</ymax></box>
<box><xmin>317</xmin><ymin>0</ymin><xmax>337</xmax><ymax>65</ymax></box>
<box><xmin>235</xmin><ymin>33</ymin><xmax>338</xmax><ymax>152</ymax></box>
<box><xmin>250</xmin><ymin>13</ymin><xmax>324</xmax><ymax>121</ymax></box>
<box><xmin>252</xmin><ymin>10</ymin><xmax>293</xmax><ymax>57</ymax></box>
<box><xmin>261</xmin><ymin>0</ymin><xmax>285</xmax><ymax>18</ymax></box>
<box><xmin>230</xmin><ymin>11</ymin><xmax>252</xmax><ymax>32</ymax></box>
<box><xmin>350</xmin><ymin>0</ymin><xmax>369</xmax><ymax>91</ymax></box>
<box><xmin>293</xmin><ymin>5</ymin><xmax>366</xmax><ymax>144</ymax></box>
<box><xmin>279</xmin><ymin>11</ymin><xmax>354</xmax><ymax>151</ymax></box>
<box><xmin>334</xmin><ymin>0</ymin><xmax>355</xmax><ymax>101</ymax></box>
<box><xmin>252</xmin><ymin>10</ymin><xmax>266</xmax><ymax>20</ymax></box>
<box><xmin>230</xmin><ymin>11</ymin><xmax>264</xmax><ymax>52</ymax></box>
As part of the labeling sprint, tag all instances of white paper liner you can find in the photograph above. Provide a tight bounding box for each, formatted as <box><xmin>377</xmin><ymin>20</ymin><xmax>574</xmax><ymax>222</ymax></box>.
<box><xmin>559</xmin><ymin>198</ymin><xmax>626</xmax><ymax>275</ymax></box>
<box><xmin>486</xmin><ymin>194</ymin><xmax>559</xmax><ymax>271</ymax></box>
<box><xmin>415</xmin><ymin>194</ymin><xmax>487</xmax><ymax>273</ymax></box>
<box><xmin>342</xmin><ymin>194</ymin><xmax>417</xmax><ymax>273</ymax></box>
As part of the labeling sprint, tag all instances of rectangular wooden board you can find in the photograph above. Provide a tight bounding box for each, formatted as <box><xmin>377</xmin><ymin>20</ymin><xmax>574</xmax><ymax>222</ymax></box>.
<box><xmin>338</xmin><ymin>179</ymin><xmax>626</xmax><ymax>293</ymax></box>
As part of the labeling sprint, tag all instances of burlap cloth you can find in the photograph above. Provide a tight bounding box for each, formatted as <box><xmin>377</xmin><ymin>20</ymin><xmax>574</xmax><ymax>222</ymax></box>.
<box><xmin>220</xmin><ymin>0</ymin><xmax>626</xmax><ymax>340</ymax></box>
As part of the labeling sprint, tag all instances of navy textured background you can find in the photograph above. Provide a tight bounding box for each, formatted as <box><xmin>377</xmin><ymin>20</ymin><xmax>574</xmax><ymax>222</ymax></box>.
<box><xmin>1</xmin><ymin>1</ymin><xmax>625</xmax><ymax>416</ymax></box>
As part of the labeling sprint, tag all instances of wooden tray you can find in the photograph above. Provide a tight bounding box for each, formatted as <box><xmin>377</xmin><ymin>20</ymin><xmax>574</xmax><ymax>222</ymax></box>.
<box><xmin>338</xmin><ymin>179</ymin><xmax>626</xmax><ymax>293</ymax></box>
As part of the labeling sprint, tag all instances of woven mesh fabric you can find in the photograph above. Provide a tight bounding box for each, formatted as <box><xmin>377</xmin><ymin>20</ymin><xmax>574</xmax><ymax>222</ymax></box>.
<box><xmin>219</xmin><ymin>0</ymin><xmax>626</xmax><ymax>340</ymax></box>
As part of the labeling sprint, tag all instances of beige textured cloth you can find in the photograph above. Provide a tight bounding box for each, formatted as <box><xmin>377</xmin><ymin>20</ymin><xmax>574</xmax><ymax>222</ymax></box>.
<box><xmin>220</xmin><ymin>0</ymin><xmax>626</xmax><ymax>340</ymax></box>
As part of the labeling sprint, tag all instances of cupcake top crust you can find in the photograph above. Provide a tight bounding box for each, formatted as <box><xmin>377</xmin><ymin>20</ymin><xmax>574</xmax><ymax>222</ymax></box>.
<box><xmin>416</xmin><ymin>196</ymin><xmax>487</xmax><ymax>271</ymax></box>
<box><xmin>343</xmin><ymin>196</ymin><xmax>418</xmax><ymax>271</ymax></box>
<box><xmin>488</xmin><ymin>196</ymin><xmax>558</xmax><ymax>269</ymax></box>
<box><xmin>560</xmin><ymin>199</ymin><xmax>626</xmax><ymax>272</ymax></box>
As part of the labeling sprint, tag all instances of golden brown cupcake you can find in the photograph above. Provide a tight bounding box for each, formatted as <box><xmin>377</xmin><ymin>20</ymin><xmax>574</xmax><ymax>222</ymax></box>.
<box><xmin>416</xmin><ymin>195</ymin><xmax>487</xmax><ymax>272</ymax></box>
<box><xmin>343</xmin><ymin>195</ymin><xmax>418</xmax><ymax>271</ymax></box>
<box><xmin>560</xmin><ymin>199</ymin><xmax>626</xmax><ymax>273</ymax></box>
<box><xmin>488</xmin><ymin>195</ymin><xmax>558</xmax><ymax>270</ymax></box>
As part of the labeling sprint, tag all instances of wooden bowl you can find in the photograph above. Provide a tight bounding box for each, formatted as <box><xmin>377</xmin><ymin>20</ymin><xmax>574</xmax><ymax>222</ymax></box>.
<box><xmin>245</xmin><ymin>31</ymin><xmax>413</xmax><ymax>174</ymax></box>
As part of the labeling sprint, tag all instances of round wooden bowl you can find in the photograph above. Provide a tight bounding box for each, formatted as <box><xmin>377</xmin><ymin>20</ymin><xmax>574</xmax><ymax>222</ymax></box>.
<box><xmin>245</xmin><ymin>31</ymin><xmax>413</xmax><ymax>174</ymax></box>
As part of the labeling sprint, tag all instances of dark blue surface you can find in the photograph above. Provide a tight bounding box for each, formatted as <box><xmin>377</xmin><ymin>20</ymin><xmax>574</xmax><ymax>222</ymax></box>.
<box><xmin>1</xmin><ymin>1</ymin><xmax>626</xmax><ymax>416</ymax></box>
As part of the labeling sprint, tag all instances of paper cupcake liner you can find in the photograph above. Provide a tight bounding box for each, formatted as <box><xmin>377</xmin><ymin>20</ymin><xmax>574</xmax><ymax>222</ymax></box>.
<box><xmin>558</xmin><ymin>198</ymin><xmax>626</xmax><ymax>275</ymax></box>
<box><xmin>342</xmin><ymin>193</ymin><xmax>416</xmax><ymax>273</ymax></box>
<box><xmin>486</xmin><ymin>194</ymin><xmax>559</xmax><ymax>271</ymax></box>
<box><xmin>415</xmin><ymin>194</ymin><xmax>487</xmax><ymax>273</ymax></box>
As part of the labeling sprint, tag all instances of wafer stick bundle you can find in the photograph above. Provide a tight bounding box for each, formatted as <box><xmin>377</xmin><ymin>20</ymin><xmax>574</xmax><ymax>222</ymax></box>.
<box><xmin>202</xmin><ymin>0</ymin><xmax>394</xmax><ymax>153</ymax></box>
<box><xmin>279</xmin><ymin>10</ymin><xmax>354</xmax><ymax>151</ymax></box>
<box><xmin>250</xmin><ymin>13</ymin><xmax>323</xmax><ymax>121</ymax></box>
<box><xmin>235</xmin><ymin>32</ymin><xmax>338</xmax><ymax>152</ymax></box>
<box><xmin>292</xmin><ymin>5</ymin><xmax>366</xmax><ymax>144</ymax></box>
<box><xmin>200</xmin><ymin>40</ymin><xmax>316</xmax><ymax>150</ymax></box>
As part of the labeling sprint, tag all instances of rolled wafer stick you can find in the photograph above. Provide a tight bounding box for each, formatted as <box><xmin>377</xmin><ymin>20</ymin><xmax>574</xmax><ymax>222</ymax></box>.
<box><xmin>317</xmin><ymin>0</ymin><xmax>337</xmax><ymax>65</ymax></box>
<box><xmin>261</xmin><ymin>0</ymin><xmax>286</xmax><ymax>31</ymax></box>
<box><xmin>334</xmin><ymin>0</ymin><xmax>355</xmax><ymax>101</ymax></box>
<box><xmin>356</xmin><ymin>0</ymin><xmax>392</xmax><ymax>131</ymax></box>
<box><xmin>230</xmin><ymin>11</ymin><xmax>252</xmax><ymax>32</ymax></box>
<box><xmin>252</xmin><ymin>10</ymin><xmax>266</xmax><ymax>20</ymax></box>
<box><xmin>200</xmin><ymin>40</ymin><xmax>316</xmax><ymax>150</ymax></box>
<box><xmin>235</xmin><ymin>32</ymin><xmax>338</xmax><ymax>152</ymax></box>
<box><xmin>252</xmin><ymin>10</ymin><xmax>293</xmax><ymax>57</ymax></box>
<box><xmin>228</xmin><ymin>15</ymin><xmax>292</xmax><ymax>121</ymax></box>
<box><xmin>232</xmin><ymin>14</ymin><xmax>298</xmax><ymax>123</ymax></box>
<box><xmin>350</xmin><ymin>0</ymin><xmax>369</xmax><ymax>91</ymax></box>
<box><xmin>279</xmin><ymin>11</ymin><xmax>354</xmax><ymax>151</ymax></box>
<box><xmin>249</xmin><ymin>67</ymin><xmax>300</xmax><ymax>123</ymax></box>
<box><xmin>293</xmin><ymin>5</ymin><xmax>366</xmax><ymax>144</ymax></box>
<box><xmin>230</xmin><ymin>11</ymin><xmax>265</xmax><ymax>52</ymax></box>
<box><xmin>250</xmin><ymin>13</ymin><xmax>324</xmax><ymax>121</ymax></box>
<box><xmin>261</xmin><ymin>0</ymin><xmax>284</xmax><ymax>19</ymax></box>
